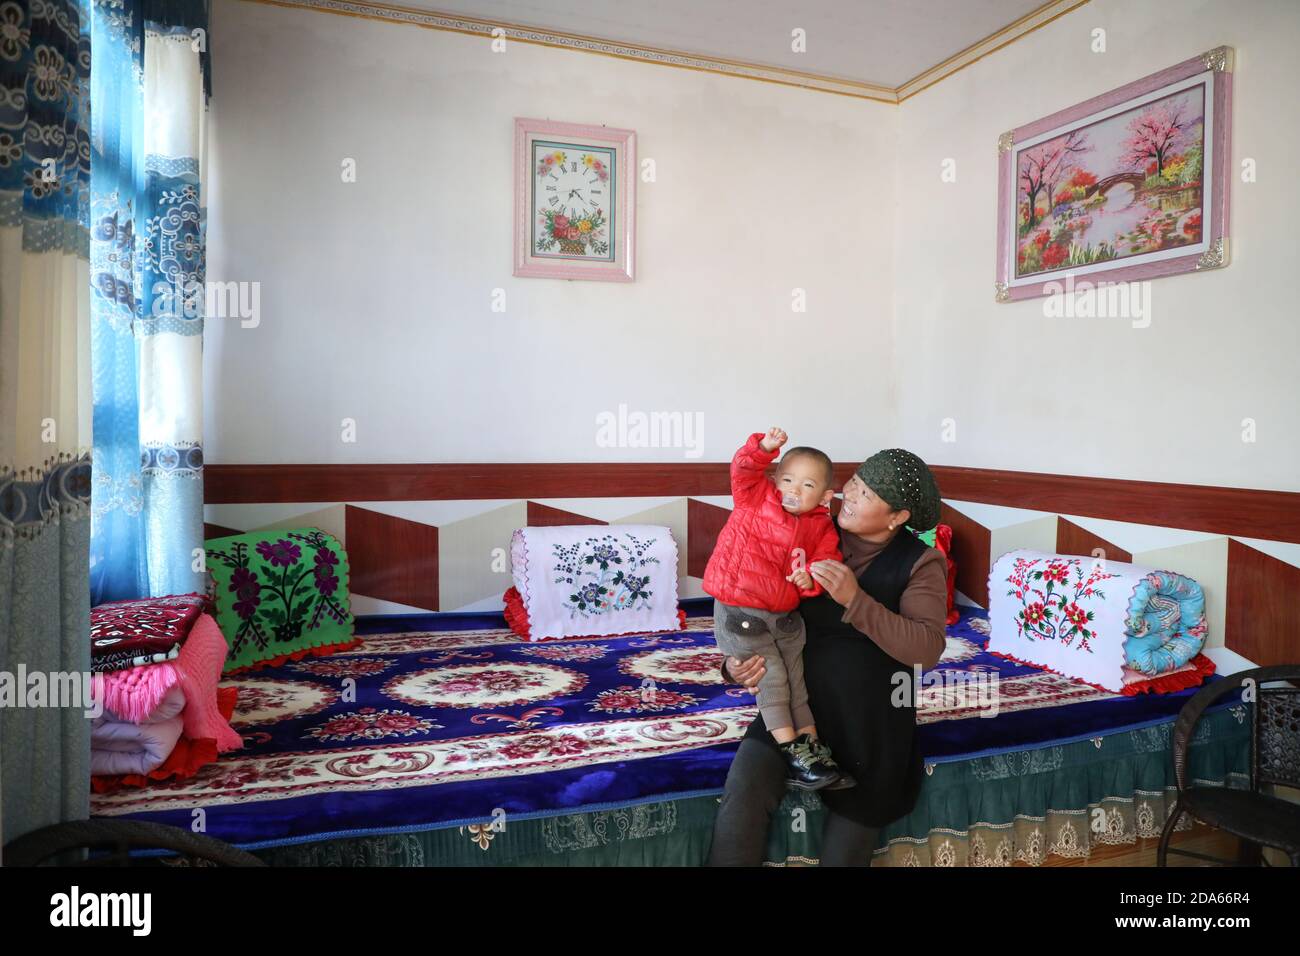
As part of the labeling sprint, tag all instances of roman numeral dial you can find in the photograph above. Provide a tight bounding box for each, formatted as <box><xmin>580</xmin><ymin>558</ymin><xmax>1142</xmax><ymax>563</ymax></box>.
<box><xmin>532</xmin><ymin>142</ymin><xmax>614</xmax><ymax>259</ymax></box>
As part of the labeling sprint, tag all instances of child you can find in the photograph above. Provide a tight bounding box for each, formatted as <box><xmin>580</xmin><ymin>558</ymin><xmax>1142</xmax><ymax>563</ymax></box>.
<box><xmin>703</xmin><ymin>427</ymin><xmax>854</xmax><ymax>791</ymax></box>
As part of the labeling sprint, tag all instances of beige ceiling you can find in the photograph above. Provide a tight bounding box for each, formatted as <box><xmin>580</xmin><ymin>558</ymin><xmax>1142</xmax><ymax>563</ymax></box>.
<box><xmin>402</xmin><ymin>0</ymin><xmax>1064</xmax><ymax>90</ymax></box>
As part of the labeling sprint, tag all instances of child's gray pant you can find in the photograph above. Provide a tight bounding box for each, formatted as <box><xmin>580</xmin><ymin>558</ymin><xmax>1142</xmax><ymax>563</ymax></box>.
<box><xmin>712</xmin><ymin>600</ymin><xmax>814</xmax><ymax>734</ymax></box>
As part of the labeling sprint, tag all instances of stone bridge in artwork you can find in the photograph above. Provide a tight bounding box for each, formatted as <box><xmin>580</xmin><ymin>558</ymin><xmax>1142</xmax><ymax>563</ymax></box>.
<box><xmin>1081</xmin><ymin>171</ymin><xmax>1146</xmax><ymax>199</ymax></box>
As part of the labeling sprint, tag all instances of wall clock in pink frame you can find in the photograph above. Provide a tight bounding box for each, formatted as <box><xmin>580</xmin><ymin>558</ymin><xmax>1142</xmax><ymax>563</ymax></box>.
<box><xmin>514</xmin><ymin>118</ymin><xmax>636</xmax><ymax>282</ymax></box>
<box><xmin>995</xmin><ymin>46</ymin><xmax>1233</xmax><ymax>303</ymax></box>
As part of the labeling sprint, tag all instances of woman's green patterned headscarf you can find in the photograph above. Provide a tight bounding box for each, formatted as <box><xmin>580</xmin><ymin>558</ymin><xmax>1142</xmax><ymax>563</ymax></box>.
<box><xmin>855</xmin><ymin>448</ymin><xmax>941</xmax><ymax>531</ymax></box>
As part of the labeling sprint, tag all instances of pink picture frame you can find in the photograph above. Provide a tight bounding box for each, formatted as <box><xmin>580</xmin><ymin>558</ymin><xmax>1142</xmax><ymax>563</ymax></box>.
<box><xmin>514</xmin><ymin>118</ymin><xmax>636</xmax><ymax>282</ymax></box>
<box><xmin>995</xmin><ymin>46</ymin><xmax>1233</xmax><ymax>303</ymax></box>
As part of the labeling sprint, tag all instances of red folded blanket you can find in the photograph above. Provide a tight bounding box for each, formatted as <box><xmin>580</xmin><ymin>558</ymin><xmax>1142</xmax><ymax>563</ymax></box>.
<box><xmin>1120</xmin><ymin>652</ymin><xmax>1215</xmax><ymax>696</ymax></box>
<box><xmin>503</xmin><ymin>586</ymin><xmax>686</xmax><ymax>640</ymax></box>
<box><xmin>91</xmin><ymin>593</ymin><xmax>211</xmax><ymax>674</ymax></box>
<box><xmin>934</xmin><ymin>523</ymin><xmax>960</xmax><ymax>627</ymax></box>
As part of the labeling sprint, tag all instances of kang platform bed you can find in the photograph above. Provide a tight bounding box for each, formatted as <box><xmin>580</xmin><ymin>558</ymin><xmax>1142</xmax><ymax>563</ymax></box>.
<box><xmin>89</xmin><ymin>601</ymin><xmax>1251</xmax><ymax>866</ymax></box>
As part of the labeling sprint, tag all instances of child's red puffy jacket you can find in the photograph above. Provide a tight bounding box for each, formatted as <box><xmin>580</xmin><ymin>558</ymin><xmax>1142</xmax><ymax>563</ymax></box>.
<box><xmin>702</xmin><ymin>433</ymin><xmax>843</xmax><ymax>613</ymax></box>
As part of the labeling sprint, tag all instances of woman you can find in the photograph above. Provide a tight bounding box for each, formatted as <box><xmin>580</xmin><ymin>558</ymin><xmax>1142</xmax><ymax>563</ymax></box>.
<box><xmin>707</xmin><ymin>448</ymin><xmax>950</xmax><ymax>866</ymax></box>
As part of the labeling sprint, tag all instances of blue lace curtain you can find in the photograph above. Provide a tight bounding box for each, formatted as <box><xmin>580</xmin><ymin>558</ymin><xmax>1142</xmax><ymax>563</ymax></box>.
<box><xmin>89</xmin><ymin>0</ymin><xmax>210</xmax><ymax>603</ymax></box>
<box><xmin>0</xmin><ymin>0</ymin><xmax>93</xmax><ymax>845</ymax></box>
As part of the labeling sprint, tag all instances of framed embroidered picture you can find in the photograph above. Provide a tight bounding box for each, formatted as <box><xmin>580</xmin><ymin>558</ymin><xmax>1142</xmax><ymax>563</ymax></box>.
<box><xmin>514</xmin><ymin>118</ymin><xmax>636</xmax><ymax>282</ymax></box>
<box><xmin>995</xmin><ymin>46</ymin><xmax>1232</xmax><ymax>302</ymax></box>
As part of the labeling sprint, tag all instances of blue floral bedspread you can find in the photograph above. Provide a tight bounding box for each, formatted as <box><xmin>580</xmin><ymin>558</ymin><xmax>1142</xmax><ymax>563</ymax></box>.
<box><xmin>89</xmin><ymin>604</ymin><xmax>1237</xmax><ymax>849</ymax></box>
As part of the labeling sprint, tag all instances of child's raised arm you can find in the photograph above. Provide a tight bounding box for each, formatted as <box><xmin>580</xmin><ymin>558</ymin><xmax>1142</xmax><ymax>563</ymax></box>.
<box><xmin>730</xmin><ymin>428</ymin><xmax>786</xmax><ymax>508</ymax></box>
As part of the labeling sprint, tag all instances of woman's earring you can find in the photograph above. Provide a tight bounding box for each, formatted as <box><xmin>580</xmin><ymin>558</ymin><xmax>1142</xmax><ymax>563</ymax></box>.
<box><xmin>888</xmin><ymin>522</ymin><xmax>895</xmax><ymax>531</ymax></box>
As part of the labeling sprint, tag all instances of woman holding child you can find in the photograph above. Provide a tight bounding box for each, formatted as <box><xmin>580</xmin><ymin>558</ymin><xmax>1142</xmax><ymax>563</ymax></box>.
<box><xmin>706</xmin><ymin>440</ymin><xmax>950</xmax><ymax>867</ymax></box>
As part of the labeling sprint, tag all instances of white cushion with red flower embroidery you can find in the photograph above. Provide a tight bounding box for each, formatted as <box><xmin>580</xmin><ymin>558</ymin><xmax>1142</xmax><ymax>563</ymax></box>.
<box><xmin>986</xmin><ymin>549</ymin><xmax>1196</xmax><ymax>694</ymax></box>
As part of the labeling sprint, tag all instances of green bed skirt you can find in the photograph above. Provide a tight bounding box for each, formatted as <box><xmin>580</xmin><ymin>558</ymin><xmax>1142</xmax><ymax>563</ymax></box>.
<box><xmin>252</xmin><ymin>704</ymin><xmax>1251</xmax><ymax>867</ymax></box>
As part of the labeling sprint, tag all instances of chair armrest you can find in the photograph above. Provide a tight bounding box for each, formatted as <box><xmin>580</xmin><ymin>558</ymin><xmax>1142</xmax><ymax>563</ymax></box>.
<box><xmin>3</xmin><ymin>819</ymin><xmax>266</xmax><ymax>867</ymax></box>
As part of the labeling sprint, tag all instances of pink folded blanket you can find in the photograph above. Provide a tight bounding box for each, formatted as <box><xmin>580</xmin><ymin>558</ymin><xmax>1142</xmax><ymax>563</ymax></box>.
<box><xmin>94</xmin><ymin>685</ymin><xmax>188</xmax><ymax>727</ymax></box>
<box><xmin>93</xmin><ymin>659</ymin><xmax>181</xmax><ymax>725</ymax></box>
<box><xmin>92</xmin><ymin>613</ymin><xmax>243</xmax><ymax>753</ymax></box>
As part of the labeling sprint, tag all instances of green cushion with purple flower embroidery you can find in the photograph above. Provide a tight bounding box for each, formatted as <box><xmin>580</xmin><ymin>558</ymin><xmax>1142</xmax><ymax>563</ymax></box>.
<box><xmin>204</xmin><ymin>528</ymin><xmax>356</xmax><ymax>673</ymax></box>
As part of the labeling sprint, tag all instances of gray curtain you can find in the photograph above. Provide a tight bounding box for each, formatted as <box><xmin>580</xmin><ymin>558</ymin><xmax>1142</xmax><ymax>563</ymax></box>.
<box><xmin>0</xmin><ymin>0</ymin><xmax>93</xmax><ymax>846</ymax></box>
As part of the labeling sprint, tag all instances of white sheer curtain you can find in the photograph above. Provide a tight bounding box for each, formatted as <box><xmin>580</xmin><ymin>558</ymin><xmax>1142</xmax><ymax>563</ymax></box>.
<box><xmin>89</xmin><ymin>10</ymin><xmax>209</xmax><ymax>604</ymax></box>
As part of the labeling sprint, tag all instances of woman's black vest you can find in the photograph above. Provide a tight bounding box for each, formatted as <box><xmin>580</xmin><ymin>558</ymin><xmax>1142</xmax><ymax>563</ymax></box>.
<box><xmin>742</xmin><ymin>526</ymin><xmax>931</xmax><ymax>827</ymax></box>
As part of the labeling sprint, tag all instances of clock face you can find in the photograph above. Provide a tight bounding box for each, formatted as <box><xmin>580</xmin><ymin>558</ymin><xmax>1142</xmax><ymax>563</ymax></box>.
<box><xmin>531</xmin><ymin>140</ymin><xmax>616</xmax><ymax>261</ymax></box>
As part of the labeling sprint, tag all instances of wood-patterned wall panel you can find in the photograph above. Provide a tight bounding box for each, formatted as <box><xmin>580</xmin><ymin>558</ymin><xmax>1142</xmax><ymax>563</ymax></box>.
<box><xmin>205</xmin><ymin>463</ymin><xmax>1300</xmax><ymax>544</ymax></box>
<box><xmin>526</xmin><ymin>502</ymin><xmax>606</xmax><ymax>527</ymax></box>
<box><xmin>941</xmin><ymin>502</ymin><xmax>992</xmax><ymax>608</ymax></box>
<box><xmin>1225</xmin><ymin>539</ymin><xmax>1300</xmax><ymax>666</ymax></box>
<box><xmin>1055</xmin><ymin>516</ymin><xmax>1132</xmax><ymax>564</ymax></box>
<box><xmin>343</xmin><ymin>505</ymin><xmax>439</xmax><ymax>611</ymax></box>
<box><xmin>687</xmin><ymin>498</ymin><xmax>730</xmax><ymax>580</ymax></box>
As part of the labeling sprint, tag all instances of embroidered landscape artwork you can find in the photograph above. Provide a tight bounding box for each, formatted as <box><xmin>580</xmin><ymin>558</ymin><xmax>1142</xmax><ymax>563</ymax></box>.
<box><xmin>1016</xmin><ymin>86</ymin><xmax>1206</xmax><ymax>278</ymax></box>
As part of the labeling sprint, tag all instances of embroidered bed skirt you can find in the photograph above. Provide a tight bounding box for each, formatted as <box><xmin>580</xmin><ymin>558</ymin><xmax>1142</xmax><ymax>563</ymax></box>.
<box><xmin>231</xmin><ymin>701</ymin><xmax>1249</xmax><ymax>867</ymax></box>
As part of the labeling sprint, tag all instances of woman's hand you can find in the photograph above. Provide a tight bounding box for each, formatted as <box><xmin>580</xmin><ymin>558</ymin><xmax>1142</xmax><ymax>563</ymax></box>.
<box><xmin>809</xmin><ymin>559</ymin><xmax>863</xmax><ymax>607</ymax></box>
<box><xmin>724</xmin><ymin>654</ymin><xmax>766</xmax><ymax>694</ymax></box>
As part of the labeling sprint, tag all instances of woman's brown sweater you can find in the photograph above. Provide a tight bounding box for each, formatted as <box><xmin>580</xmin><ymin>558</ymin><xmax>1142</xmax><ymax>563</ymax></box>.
<box><xmin>836</xmin><ymin>530</ymin><xmax>949</xmax><ymax>671</ymax></box>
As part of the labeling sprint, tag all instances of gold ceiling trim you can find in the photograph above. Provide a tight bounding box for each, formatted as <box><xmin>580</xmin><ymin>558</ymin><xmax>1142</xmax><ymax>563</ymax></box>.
<box><xmin>896</xmin><ymin>0</ymin><xmax>1091</xmax><ymax>102</ymax></box>
<box><xmin>239</xmin><ymin>0</ymin><xmax>1090</xmax><ymax>105</ymax></box>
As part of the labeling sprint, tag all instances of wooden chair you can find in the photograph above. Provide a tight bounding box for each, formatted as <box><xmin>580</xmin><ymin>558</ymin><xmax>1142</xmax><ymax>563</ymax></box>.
<box><xmin>1158</xmin><ymin>664</ymin><xmax>1300</xmax><ymax>866</ymax></box>
<box><xmin>3</xmin><ymin>819</ymin><xmax>266</xmax><ymax>867</ymax></box>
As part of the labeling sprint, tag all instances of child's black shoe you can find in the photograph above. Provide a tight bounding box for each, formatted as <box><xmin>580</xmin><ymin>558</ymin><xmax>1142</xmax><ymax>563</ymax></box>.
<box><xmin>779</xmin><ymin>733</ymin><xmax>843</xmax><ymax>791</ymax></box>
<box><xmin>808</xmin><ymin>736</ymin><xmax>857</xmax><ymax>790</ymax></box>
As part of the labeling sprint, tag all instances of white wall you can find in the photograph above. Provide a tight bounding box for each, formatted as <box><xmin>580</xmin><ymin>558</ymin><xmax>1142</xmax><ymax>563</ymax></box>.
<box><xmin>203</xmin><ymin>0</ymin><xmax>899</xmax><ymax>466</ymax></box>
<box><xmin>206</xmin><ymin>0</ymin><xmax>1299</xmax><ymax>494</ymax></box>
<box><xmin>892</xmin><ymin>0</ymin><xmax>1300</xmax><ymax>492</ymax></box>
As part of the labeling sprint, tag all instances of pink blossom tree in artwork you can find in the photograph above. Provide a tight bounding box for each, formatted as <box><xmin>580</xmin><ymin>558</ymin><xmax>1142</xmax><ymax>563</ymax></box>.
<box><xmin>1019</xmin><ymin>130</ymin><xmax>1091</xmax><ymax>229</ymax></box>
<box><xmin>1119</xmin><ymin>99</ymin><xmax>1191</xmax><ymax>178</ymax></box>
<box><xmin>1042</xmin><ymin>130</ymin><xmax>1091</xmax><ymax>211</ymax></box>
